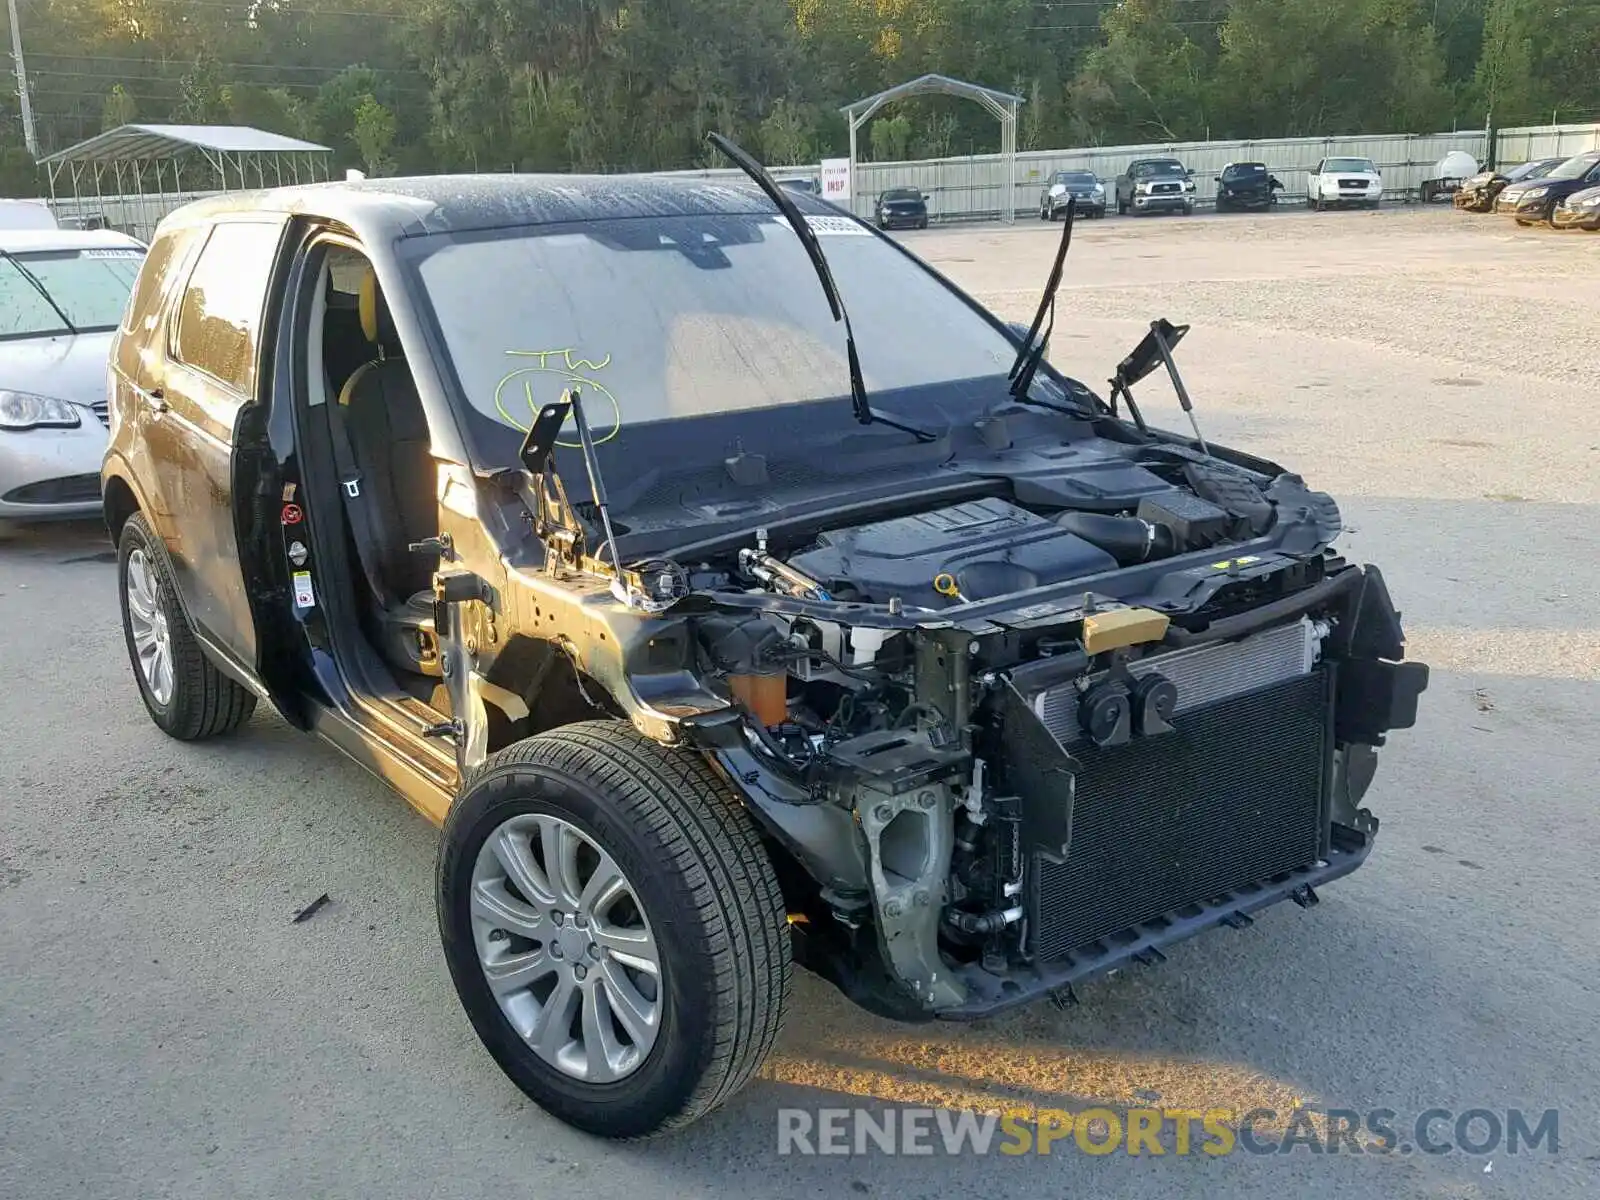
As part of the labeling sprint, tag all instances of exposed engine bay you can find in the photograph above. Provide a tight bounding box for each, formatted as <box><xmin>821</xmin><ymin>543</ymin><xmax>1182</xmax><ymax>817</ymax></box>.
<box><xmin>458</xmin><ymin>175</ymin><xmax>1430</xmax><ymax>1023</ymax></box>
<box><xmin>575</xmin><ymin>436</ymin><xmax>1426</xmax><ymax>1020</ymax></box>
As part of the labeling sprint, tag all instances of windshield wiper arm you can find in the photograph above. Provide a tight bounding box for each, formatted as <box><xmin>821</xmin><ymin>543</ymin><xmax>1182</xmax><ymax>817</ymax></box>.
<box><xmin>3</xmin><ymin>255</ymin><xmax>78</xmax><ymax>335</ymax></box>
<box><xmin>707</xmin><ymin>132</ymin><xmax>938</xmax><ymax>444</ymax></box>
<box><xmin>1007</xmin><ymin>197</ymin><xmax>1075</xmax><ymax>409</ymax></box>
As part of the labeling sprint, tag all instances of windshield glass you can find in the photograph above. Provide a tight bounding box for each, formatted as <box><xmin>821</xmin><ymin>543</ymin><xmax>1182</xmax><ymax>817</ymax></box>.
<box><xmin>0</xmin><ymin>246</ymin><xmax>143</xmax><ymax>339</ymax></box>
<box><xmin>412</xmin><ymin>212</ymin><xmax>1020</xmax><ymax>463</ymax></box>
<box><xmin>881</xmin><ymin>188</ymin><xmax>921</xmax><ymax>201</ymax></box>
<box><xmin>1324</xmin><ymin>158</ymin><xmax>1378</xmax><ymax>173</ymax></box>
<box><xmin>1548</xmin><ymin>154</ymin><xmax>1600</xmax><ymax>181</ymax></box>
<box><xmin>1223</xmin><ymin>164</ymin><xmax>1266</xmax><ymax>179</ymax></box>
<box><xmin>1055</xmin><ymin>172</ymin><xmax>1097</xmax><ymax>185</ymax></box>
<box><xmin>1133</xmin><ymin>161</ymin><xmax>1185</xmax><ymax>178</ymax></box>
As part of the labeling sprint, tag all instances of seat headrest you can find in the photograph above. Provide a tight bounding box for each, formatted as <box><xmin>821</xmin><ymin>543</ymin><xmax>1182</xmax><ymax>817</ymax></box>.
<box><xmin>357</xmin><ymin>267</ymin><xmax>399</xmax><ymax>350</ymax></box>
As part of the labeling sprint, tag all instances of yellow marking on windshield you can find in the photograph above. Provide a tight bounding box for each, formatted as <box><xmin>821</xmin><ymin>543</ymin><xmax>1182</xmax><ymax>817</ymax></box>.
<box><xmin>505</xmin><ymin>347</ymin><xmax>613</xmax><ymax>373</ymax></box>
<box><xmin>494</xmin><ymin>349</ymin><xmax>621</xmax><ymax>446</ymax></box>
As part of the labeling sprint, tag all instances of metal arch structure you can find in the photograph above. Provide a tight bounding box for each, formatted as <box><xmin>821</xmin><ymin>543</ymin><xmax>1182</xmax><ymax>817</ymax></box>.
<box><xmin>840</xmin><ymin>74</ymin><xmax>1025</xmax><ymax>224</ymax></box>
<box><xmin>37</xmin><ymin>124</ymin><xmax>333</xmax><ymax>241</ymax></box>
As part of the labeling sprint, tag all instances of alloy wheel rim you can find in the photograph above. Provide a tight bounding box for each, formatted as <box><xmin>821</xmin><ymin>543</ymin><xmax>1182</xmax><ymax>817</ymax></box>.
<box><xmin>470</xmin><ymin>813</ymin><xmax>662</xmax><ymax>1083</ymax></box>
<box><xmin>125</xmin><ymin>548</ymin><xmax>174</xmax><ymax>706</ymax></box>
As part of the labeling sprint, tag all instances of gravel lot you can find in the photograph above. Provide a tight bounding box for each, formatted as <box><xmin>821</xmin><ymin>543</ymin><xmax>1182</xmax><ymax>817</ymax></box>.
<box><xmin>2</xmin><ymin>206</ymin><xmax>1597</xmax><ymax>1199</ymax></box>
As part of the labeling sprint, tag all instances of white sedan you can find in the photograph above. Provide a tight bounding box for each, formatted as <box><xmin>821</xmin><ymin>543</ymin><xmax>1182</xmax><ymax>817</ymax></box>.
<box><xmin>0</xmin><ymin>228</ymin><xmax>145</xmax><ymax>522</ymax></box>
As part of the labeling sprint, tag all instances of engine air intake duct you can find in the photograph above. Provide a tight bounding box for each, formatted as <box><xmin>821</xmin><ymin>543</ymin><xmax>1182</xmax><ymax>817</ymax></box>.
<box><xmin>1053</xmin><ymin>512</ymin><xmax>1176</xmax><ymax>565</ymax></box>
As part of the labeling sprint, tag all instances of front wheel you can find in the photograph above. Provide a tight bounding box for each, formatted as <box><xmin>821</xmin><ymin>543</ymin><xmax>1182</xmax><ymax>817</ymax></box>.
<box><xmin>437</xmin><ymin>721</ymin><xmax>791</xmax><ymax>1137</ymax></box>
<box><xmin>117</xmin><ymin>512</ymin><xmax>256</xmax><ymax>740</ymax></box>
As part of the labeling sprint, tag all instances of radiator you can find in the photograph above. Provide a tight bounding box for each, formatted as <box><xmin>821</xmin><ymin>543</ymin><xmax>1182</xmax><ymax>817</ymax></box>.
<box><xmin>1032</xmin><ymin>617</ymin><xmax>1322</xmax><ymax>747</ymax></box>
<box><xmin>1028</xmin><ymin>669</ymin><xmax>1332</xmax><ymax>962</ymax></box>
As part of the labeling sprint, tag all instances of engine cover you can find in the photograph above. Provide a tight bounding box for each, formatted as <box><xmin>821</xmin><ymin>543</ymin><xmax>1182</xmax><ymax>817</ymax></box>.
<box><xmin>787</xmin><ymin>497</ymin><xmax>1119</xmax><ymax>611</ymax></box>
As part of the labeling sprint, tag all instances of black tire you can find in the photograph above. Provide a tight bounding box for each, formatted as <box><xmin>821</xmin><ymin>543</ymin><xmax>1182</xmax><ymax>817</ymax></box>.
<box><xmin>1116</xmin><ymin>195</ymin><xmax>1127</xmax><ymax>215</ymax></box>
<box><xmin>116</xmin><ymin>511</ymin><xmax>256</xmax><ymax>740</ymax></box>
<box><xmin>437</xmin><ymin>720</ymin><xmax>791</xmax><ymax>1137</ymax></box>
<box><xmin>1307</xmin><ymin>194</ymin><xmax>1318</xmax><ymax>212</ymax></box>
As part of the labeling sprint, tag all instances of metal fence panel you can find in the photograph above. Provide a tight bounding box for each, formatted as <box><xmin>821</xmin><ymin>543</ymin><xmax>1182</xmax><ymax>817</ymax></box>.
<box><xmin>64</xmin><ymin>124</ymin><xmax>1600</xmax><ymax>235</ymax></box>
<box><xmin>859</xmin><ymin>130</ymin><xmax>1488</xmax><ymax>220</ymax></box>
<box><xmin>1495</xmin><ymin>123</ymin><xmax>1600</xmax><ymax>165</ymax></box>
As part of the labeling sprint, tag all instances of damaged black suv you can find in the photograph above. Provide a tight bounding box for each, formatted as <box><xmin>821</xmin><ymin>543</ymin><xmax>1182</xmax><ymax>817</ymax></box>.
<box><xmin>102</xmin><ymin>138</ymin><xmax>1427</xmax><ymax>1138</ymax></box>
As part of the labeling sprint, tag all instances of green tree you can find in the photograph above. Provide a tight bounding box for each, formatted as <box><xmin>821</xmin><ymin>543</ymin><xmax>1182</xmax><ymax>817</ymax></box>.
<box><xmin>1210</xmin><ymin>0</ymin><xmax>1450</xmax><ymax>138</ymax></box>
<box><xmin>101</xmin><ymin>84</ymin><xmax>137</xmax><ymax>131</ymax></box>
<box><xmin>1471</xmin><ymin>0</ymin><xmax>1600</xmax><ymax>128</ymax></box>
<box><xmin>868</xmin><ymin>113</ymin><xmax>913</xmax><ymax>160</ymax></box>
<box><xmin>1070</xmin><ymin>0</ymin><xmax>1218</xmax><ymax>144</ymax></box>
<box><xmin>352</xmin><ymin>93</ymin><xmax>397</xmax><ymax>174</ymax></box>
<box><xmin>758</xmin><ymin>99</ymin><xmax>817</xmax><ymax>167</ymax></box>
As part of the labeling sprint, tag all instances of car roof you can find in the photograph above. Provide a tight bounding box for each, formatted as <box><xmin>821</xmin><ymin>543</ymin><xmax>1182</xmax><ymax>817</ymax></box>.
<box><xmin>0</xmin><ymin>228</ymin><xmax>146</xmax><ymax>254</ymax></box>
<box><xmin>158</xmin><ymin>174</ymin><xmax>830</xmax><ymax>242</ymax></box>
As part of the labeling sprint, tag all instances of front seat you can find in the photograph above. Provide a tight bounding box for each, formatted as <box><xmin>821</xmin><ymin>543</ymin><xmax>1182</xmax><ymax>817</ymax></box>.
<box><xmin>325</xmin><ymin>267</ymin><xmax>440</xmax><ymax>675</ymax></box>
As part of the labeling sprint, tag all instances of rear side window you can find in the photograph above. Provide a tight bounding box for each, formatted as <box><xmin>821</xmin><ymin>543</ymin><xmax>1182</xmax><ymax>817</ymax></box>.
<box><xmin>172</xmin><ymin>221</ymin><xmax>282</xmax><ymax>394</ymax></box>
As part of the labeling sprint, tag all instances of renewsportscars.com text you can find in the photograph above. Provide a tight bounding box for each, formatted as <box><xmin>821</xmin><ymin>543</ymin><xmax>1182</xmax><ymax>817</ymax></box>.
<box><xmin>777</xmin><ymin>1106</ymin><xmax>1560</xmax><ymax>1158</ymax></box>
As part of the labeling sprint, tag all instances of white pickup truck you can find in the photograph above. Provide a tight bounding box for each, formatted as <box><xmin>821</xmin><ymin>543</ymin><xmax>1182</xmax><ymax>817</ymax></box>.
<box><xmin>1306</xmin><ymin>156</ymin><xmax>1383</xmax><ymax>211</ymax></box>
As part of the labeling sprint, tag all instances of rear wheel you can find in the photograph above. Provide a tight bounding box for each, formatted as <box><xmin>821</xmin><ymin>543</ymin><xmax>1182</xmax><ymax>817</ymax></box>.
<box><xmin>437</xmin><ymin>721</ymin><xmax>791</xmax><ymax>1137</ymax></box>
<box><xmin>117</xmin><ymin>512</ymin><xmax>256</xmax><ymax>740</ymax></box>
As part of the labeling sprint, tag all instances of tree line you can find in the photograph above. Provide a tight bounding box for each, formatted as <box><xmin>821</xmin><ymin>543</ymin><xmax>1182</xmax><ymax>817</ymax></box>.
<box><xmin>3</xmin><ymin>0</ymin><xmax>1597</xmax><ymax>196</ymax></box>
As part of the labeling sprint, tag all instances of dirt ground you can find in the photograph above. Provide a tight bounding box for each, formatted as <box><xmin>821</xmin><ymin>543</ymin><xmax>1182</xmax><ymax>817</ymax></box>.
<box><xmin>1</xmin><ymin>206</ymin><xmax>1596</xmax><ymax>1200</ymax></box>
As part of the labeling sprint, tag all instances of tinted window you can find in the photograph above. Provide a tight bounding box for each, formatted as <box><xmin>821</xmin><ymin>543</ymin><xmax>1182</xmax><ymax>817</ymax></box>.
<box><xmin>0</xmin><ymin>247</ymin><xmax>143</xmax><ymax>338</ymax></box>
<box><xmin>1055</xmin><ymin>172</ymin><xmax>1097</xmax><ymax>185</ymax></box>
<box><xmin>1545</xmin><ymin>154</ymin><xmax>1600</xmax><ymax>181</ymax></box>
<box><xmin>173</xmin><ymin>221</ymin><xmax>282</xmax><ymax>393</ymax></box>
<box><xmin>1132</xmin><ymin>161</ymin><xmax>1184</xmax><ymax>178</ymax></box>
<box><xmin>1222</xmin><ymin>163</ymin><xmax>1266</xmax><ymax>179</ymax></box>
<box><xmin>1323</xmin><ymin>158</ymin><xmax>1377</xmax><ymax>173</ymax></box>
<box><xmin>882</xmin><ymin>188</ymin><xmax>921</xmax><ymax>201</ymax></box>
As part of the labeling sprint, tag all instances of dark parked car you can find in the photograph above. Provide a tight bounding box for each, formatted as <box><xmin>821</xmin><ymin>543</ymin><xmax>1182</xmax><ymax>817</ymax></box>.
<box><xmin>100</xmin><ymin>141</ymin><xmax>1426</xmax><ymax>1138</ymax></box>
<box><xmin>1495</xmin><ymin>151</ymin><xmax>1600</xmax><ymax>224</ymax></box>
<box><xmin>1454</xmin><ymin>157</ymin><xmax>1564</xmax><ymax>212</ymax></box>
<box><xmin>1215</xmin><ymin>161</ymin><xmax>1284</xmax><ymax>212</ymax></box>
<box><xmin>875</xmin><ymin>186</ymin><xmax>929</xmax><ymax>230</ymax></box>
<box><xmin>1038</xmin><ymin>169</ymin><xmax>1106</xmax><ymax>220</ymax></box>
<box><xmin>1551</xmin><ymin>183</ymin><xmax>1600</xmax><ymax>231</ymax></box>
<box><xmin>1115</xmin><ymin>157</ymin><xmax>1195</xmax><ymax>216</ymax></box>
